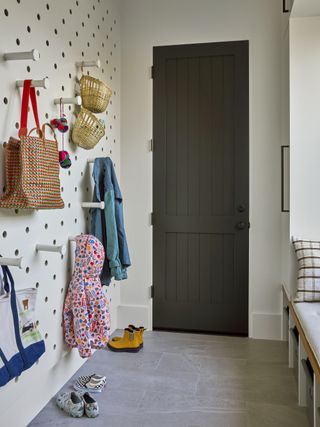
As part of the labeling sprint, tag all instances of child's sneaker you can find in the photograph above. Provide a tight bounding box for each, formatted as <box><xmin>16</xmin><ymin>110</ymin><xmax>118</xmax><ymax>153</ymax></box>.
<box><xmin>82</xmin><ymin>392</ymin><xmax>99</xmax><ymax>418</ymax></box>
<box><xmin>56</xmin><ymin>391</ymin><xmax>84</xmax><ymax>418</ymax></box>
<box><xmin>73</xmin><ymin>374</ymin><xmax>106</xmax><ymax>393</ymax></box>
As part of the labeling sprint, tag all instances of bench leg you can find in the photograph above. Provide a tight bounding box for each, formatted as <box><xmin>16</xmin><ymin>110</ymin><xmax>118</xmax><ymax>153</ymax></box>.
<box><xmin>314</xmin><ymin>375</ymin><xmax>320</xmax><ymax>427</ymax></box>
<box><xmin>281</xmin><ymin>290</ymin><xmax>289</xmax><ymax>342</ymax></box>
<box><xmin>298</xmin><ymin>336</ymin><xmax>308</xmax><ymax>406</ymax></box>
<box><xmin>288</xmin><ymin>312</ymin><xmax>294</xmax><ymax>368</ymax></box>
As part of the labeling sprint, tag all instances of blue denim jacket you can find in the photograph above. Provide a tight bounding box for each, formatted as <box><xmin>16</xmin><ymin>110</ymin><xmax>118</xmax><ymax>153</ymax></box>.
<box><xmin>90</xmin><ymin>157</ymin><xmax>131</xmax><ymax>285</ymax></box>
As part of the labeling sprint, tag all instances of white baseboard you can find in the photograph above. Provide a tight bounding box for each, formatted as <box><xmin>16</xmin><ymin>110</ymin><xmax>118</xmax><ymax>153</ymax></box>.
<box><xmin>251</xmin><ymin>312</ymin><xmax>282</xmax><ymax>340</ymax></box>
<box><xmin>117</xmin><ymin>304</ymin><xmax>150</xmax><ymax>329</ymax></box>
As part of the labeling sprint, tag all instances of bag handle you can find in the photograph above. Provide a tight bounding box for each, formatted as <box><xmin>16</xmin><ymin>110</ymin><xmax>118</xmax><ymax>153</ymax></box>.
<box><xmin>19</xmin><ymin>80</ymin><xmax>41</xmax><ymax>138</ymax></box>
<box><xmin>28</xmin><ymin>123</ymin><xmax>58</xmax><ymax>143</ymax></box>
<box><xmin>1</xmin><ymin>266</ymin><xmax>28</xmax><ymax>366</ymax></box>
<box><xmin>1</xmin><ymin>265</ymin><xmax>14</xmax><ymax>294</ymax></box>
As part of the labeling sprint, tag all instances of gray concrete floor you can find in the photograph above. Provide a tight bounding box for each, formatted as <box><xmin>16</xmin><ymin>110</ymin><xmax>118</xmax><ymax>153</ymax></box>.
<box><xmin>29</xmin><ymin>331</ymin><xmax>309</xmax><ymax>427</ymax></box>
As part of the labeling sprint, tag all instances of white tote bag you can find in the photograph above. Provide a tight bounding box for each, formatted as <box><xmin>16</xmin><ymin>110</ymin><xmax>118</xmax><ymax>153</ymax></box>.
<box><xmin>0</xmin><ymin>265</ymin><xmax>45</xmax><ymax>387</ymax></box>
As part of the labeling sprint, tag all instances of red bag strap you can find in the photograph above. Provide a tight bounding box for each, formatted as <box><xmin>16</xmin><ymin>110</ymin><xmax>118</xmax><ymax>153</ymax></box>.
<box><xmin>19</xmin><ymin>80</ymin><xmax>41</xmax><ymax>137</ymax></box>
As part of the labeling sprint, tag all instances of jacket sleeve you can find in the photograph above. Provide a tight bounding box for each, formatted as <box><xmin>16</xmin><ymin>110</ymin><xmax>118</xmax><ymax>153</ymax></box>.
<box><xmin>104</xmin><ymin>189</ymin><xmax>123</xmax><ymax>280</ymax></box>
<box><xmin>72</xmin><ymin>289</ymin><xmax>92</xmax><ymax>358</ymax></box>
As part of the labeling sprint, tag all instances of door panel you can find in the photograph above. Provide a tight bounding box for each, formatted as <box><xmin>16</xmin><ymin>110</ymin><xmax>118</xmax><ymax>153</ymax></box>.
<box><xmin>153</xmin><ymin>41</ymin><xmax>249</xmax><ymax>335</ymax></box>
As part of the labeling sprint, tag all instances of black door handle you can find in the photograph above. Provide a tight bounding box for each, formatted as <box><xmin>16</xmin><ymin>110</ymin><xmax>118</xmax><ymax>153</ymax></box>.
<box><xmin>236</xmin><ymin>222</ymin><xmax>246</xmax><ymax>230</ymax></box>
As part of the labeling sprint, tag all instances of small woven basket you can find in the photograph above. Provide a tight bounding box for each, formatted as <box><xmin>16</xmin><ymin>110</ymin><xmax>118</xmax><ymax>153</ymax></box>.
<box><xmin>72</xmin><ymin>107</ymin><xmax>105</xmax><ymax>150</ymax></box>
<box><xmin>80</xmin><ymin>75</ymin><xmax>112</xmax><ymax>113</ymax></box>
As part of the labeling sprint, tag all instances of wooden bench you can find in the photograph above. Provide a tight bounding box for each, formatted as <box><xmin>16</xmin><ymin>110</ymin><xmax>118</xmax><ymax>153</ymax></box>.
<box><xmin>282</xmin><ymin>284</ymin><xmax>320</xmax><ymax>426</ymax></box>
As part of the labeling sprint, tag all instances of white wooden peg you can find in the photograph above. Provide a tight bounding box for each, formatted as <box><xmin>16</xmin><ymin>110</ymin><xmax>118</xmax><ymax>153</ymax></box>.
<box><xmin>54</xmin><ymin>96</ymin><xmax>82</xmax><ymax>106</ymax></box>
<box><xmin>36</xmin><ymin>244</ymin><xmax>66</xmax><ymax>256</ymax></box>
<box><xmin>16</xmin><ymin>77</ymin><xmax>49</xmax><ymax>89</ymax></box>
<box><xmin>3</xmin><ymin>49</ymin><xmax>40</xmax><ymax>62</ymax></box>
<box><xmin>0</xmin><ymin>257</ymin><xmax>25</xmax><ymax>269</ymax></box>
<box><xmin>68</xmin><ymin>237</ymin><xmax>76</xmax><ymax>242</ymax></box>
<box><xmin>87</xmin><ymin>158</ymin><xmax>96</xmax><ymax>163</ymax></box>
<box><xmin>81</xmin><ymin>202</ymin><xmax>105</xmax><ymax>209</ymax></box>
<box><xmin>76</xmin><ymin>59</ymin><xmax>101</xmax><ymax>68</ymax></box>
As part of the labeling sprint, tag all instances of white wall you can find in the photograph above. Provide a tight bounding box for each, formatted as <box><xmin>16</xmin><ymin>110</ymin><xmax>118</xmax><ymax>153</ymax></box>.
<box><xmin>0</xmin><ymin>1</ymin><xmax>121</xmax><ymax>425</ymax></box>
<box><xmin>291</xmin><ymin>0</ymin><xmax>320</xmax><ymax>17</ymax></box>
<box><xmin>289</xmin><ymin>16</ymin><xmax>320</xmax><ymax>294</ymax></box>
<box><xmin>120</xmin><ymin>0</ymin><xmax>284</xmax><ymax>339</ymax></box>
<box><xmin>280</xmin><ymin>11</ymin><xmax>291</xmax><ymax>293</ymax></box>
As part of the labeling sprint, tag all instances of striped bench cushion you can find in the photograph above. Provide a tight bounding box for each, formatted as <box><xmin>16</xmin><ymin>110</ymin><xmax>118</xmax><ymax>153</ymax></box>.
<box><xmin>293</xmin><ymin>238</ymin><xmax>320</xmax><ymax>302</ymax></box>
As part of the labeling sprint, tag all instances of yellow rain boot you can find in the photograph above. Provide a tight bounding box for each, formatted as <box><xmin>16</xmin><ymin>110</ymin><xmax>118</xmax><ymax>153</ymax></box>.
<box><xmin>107</xmin><ymin>328</ymin><xmax>141</xmax><ymax>353</ymax></box>
<box><xmin>129</xmin><ymin>325</ymin><xmax>145</xmax><ymax>348</ymax></box>
<box><xmin>111</xmin><ymin>325</ymin><xmax>145</xmax><ymax>348</ymax></box>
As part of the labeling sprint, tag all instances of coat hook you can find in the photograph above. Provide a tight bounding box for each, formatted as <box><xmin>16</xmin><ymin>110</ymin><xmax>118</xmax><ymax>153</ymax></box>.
<box><xmin>54</xmin><ymin>96</ymin><xmax>82</xmax><ymax>106</ymax></box>
<box><xmin>81</xmin><ymin>202</ymin><xmax>105</xmax><ymax>209</ymax></box>
<box><xmin>76</xmin><ymin>59</ymin><xmax>101</xmax><ymax>69</ymax></box>
<box><xmin>3</xmin><ymin>49</ymin><xmax>40</xmax><ymax>62</ymax></box>
<box><xmin>16</xmin><ymin>77</ymin><xmax>49</xmax><ymax>89</ymax></box>
<box><xmin>36</xmin><ymin>244</ymin><xmax>66</xmax><ymax>255</ymax></box>
<box><xmin>0</xmin><ymin>257</ymin><xmax>25</xmax><ymax>269</ymax></box>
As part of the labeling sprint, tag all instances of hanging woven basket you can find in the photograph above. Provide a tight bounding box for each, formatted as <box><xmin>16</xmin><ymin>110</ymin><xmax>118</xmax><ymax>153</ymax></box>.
<box><xmin>80</xmin><ymin>75</ymin><xmax>112</xmax><ymax>113</ymax></box>
<box><xmin>72</xmin><ymin>107</ymin><xmax>105</xmax><ymax>150</ymax></box>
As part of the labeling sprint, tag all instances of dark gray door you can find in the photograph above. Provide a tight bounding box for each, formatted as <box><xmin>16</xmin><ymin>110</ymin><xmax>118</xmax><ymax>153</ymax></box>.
<box><xmin>153</xmin><ymin>41</ymin><xmax>249</xmax><ymax>335</ymax></box>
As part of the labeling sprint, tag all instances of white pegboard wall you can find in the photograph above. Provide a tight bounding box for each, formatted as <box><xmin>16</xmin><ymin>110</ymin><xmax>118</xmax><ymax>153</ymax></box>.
<box><xmin>0</xmin><ymin>1</ymin><xmax>121</xmax><ymax>425</ymax></box>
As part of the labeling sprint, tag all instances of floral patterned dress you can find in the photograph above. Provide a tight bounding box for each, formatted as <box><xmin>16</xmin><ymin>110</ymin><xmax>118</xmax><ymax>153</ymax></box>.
<box><xmin>63</xmin><ymin>234</ymin><xmax>110</xmax><ymax>358</ymax></box>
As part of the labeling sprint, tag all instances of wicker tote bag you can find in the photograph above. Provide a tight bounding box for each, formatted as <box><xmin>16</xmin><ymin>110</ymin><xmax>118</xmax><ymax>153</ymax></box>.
<box><xmin>0</xmin><ymin>80</ymin><xmax>64</xmax><ymax>209</ymax></box>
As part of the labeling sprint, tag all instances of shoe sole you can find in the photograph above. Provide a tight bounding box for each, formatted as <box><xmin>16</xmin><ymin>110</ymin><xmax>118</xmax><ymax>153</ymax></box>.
<box><xmin>107</xmin><ymin>343</ymin><xmax>141</xmax><ymax>353</ymax></box>
<box><xmin>111</xmin><ymin>340</ymin><xmax>144</xmax><ymax>349</ymax></box>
